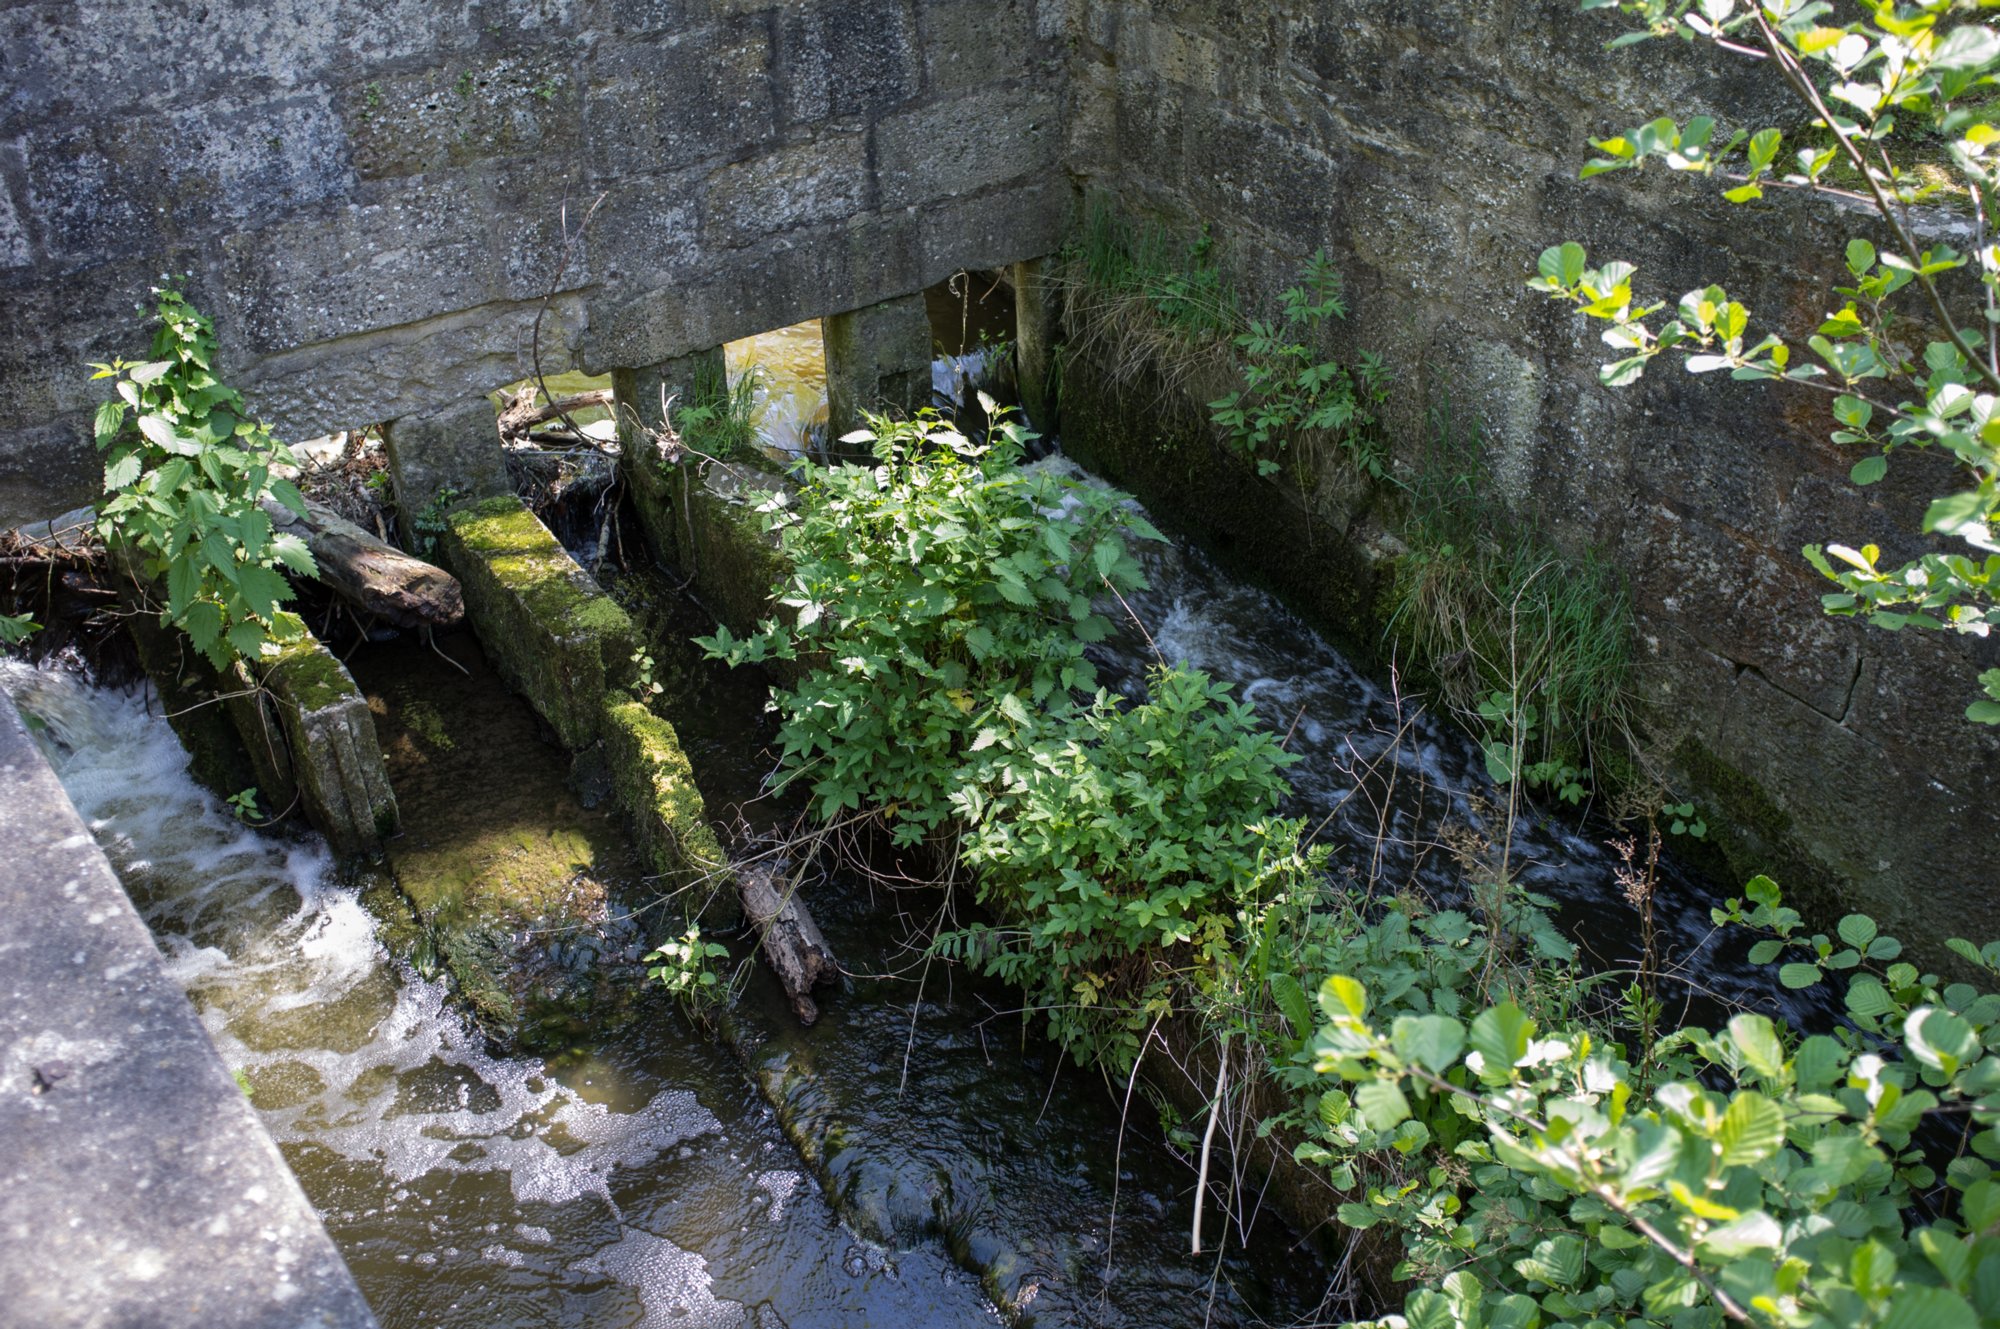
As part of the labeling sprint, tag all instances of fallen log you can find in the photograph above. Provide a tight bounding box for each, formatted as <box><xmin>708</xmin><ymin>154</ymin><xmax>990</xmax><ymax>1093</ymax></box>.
<box><xmin>736</xmin><ymin>858</ymin><xmax>839</xmax><ymax>1024</ymax></box>
<box><xmin>260</xmin><ymin>497</ymin><xmax>463</xmax><ymax>630</ymax></box>
<box><xmin>497</xmin><ymin>388</ymin><xmax>614</xmax><ymax>442</ymax></box>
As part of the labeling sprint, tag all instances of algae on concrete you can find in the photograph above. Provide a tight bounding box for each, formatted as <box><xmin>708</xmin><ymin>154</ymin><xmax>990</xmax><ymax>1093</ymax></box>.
<box><xmin>438</xmin><ymin>494</ymin><xmax>636</xmax><ymax>748</ymax></box>
<box><xmin>601</xmin><ymin>697</ymin><xmax>729</xmax><ymax>898</ymax></box>
<box><xmin>262</xmin><ymin>635</ymin><xmax>399</xmax><ymax>854</ymax></box>
<box><xmin>618</xmin><ymin>451</ymin><xmax>793</xmax><ymax>642</ymax></box>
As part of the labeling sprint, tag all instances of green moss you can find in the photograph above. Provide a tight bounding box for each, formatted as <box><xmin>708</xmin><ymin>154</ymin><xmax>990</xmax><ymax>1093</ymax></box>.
<box><xmin>439</xmin><ymin>495</ymin><xmax>636</xmax><ymax>748</ymax></box>
<box><xmin>264</xmin><ymin>637</ymin><xmax>358</xmax><ymax>714</ymax></box>
<box><xmin>601</xmin><ymin>698</ymin><xmax>729</xmax><ymax>897</ymax></box>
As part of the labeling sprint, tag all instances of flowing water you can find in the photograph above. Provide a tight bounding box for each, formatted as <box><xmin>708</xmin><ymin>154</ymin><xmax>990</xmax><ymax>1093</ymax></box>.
<box><xmin>0</xmin><ymin>291</ymin><xmax>1830</xmax><ymax>1327</ymax></box>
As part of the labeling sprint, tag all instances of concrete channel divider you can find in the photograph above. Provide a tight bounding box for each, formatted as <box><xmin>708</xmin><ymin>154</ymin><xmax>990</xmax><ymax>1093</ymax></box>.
<box><xmin>422</xmin><ymin>494</ymin><xmax>738</xmax><ymax>1033</ymax></box>
<box><xmin>432</xmin><ymin>495</ymin><xmax>728</xmax><ymax>889</ymax></box>
<box><xmin>0</xmin><ymin>690</ymin><xmax>379</xmax><ymax>1329</ymax></box>
<box><xmin>125</xmin><ymin>604</ymin><xmax>399</xmax><ymax>859</ymax></box>
<box><xmin>618</xmin><ymin>446</ymin><xmax>793</xmax><ymax>643</ymax></box>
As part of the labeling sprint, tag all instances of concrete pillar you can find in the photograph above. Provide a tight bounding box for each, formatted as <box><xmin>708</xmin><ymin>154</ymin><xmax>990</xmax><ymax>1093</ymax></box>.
<box><xmin>1013</xmin><ymin>257</ymin><xmax>1061</xmax><ymax>435</ymax></box>
<box><xmin>380</xmin><ymin>395</ymin><xmax>510</xmax><ymax>545</ymax></box>
<box><xmin>822</xmin><ymin>293</ymin><xmax>933</xmax><ymax>442</ymax></box>
<box><xmin>611</xmin><ymin>347</ymin><xmax>728</xmax><ymax>463</ymax></box>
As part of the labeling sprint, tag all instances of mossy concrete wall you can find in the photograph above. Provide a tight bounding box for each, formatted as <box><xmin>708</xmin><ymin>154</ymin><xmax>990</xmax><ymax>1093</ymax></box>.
<box><xmin>437</xmin><ymin>494</ymin><xmax>636</xmax><ymax>749</ymax></box>
<box><xmin>0</xmin><ymin>0</ymin><xmax>1070</xmax><ymax>528</ymax></box>
<box><xmin>1063</xmin><ymin>0</ymin><xmax>2000</xmax><ymax>959</ymax></box>
<box><xmin>601</xmin><ymin>698</ymin><xmax>729</xmax><ymax>898</ymax></box>
<box><xmin>621</xmin><ymin>453</ymin><xmax>792</xmax><ymax>644</ymax></box>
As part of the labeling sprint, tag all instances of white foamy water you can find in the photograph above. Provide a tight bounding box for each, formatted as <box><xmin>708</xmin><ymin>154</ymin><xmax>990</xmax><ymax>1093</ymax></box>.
<box><xmin>0</xmin><ymin>660</ymin><xmax>741</xmax><ymax>1322</ymax></box>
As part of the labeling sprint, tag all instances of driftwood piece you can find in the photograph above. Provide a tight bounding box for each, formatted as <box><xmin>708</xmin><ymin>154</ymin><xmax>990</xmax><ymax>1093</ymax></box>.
<box><xmin>261</xmin><ymin>496</ymin><xmax>464</xmax><ymax>629</ymax></box>
<box><xmin>737</xmin><ymin>859</ymin><xmax>838</xmax><ymax>1024</ymax></box>
<box><xmin>497</xmin><ymin>388</ymin><xmax>614</xmax><ymax>442</ymax></box>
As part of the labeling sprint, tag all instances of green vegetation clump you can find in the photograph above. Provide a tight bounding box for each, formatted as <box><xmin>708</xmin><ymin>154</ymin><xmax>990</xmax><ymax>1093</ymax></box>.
<box><xmin>91</xmin><ymin>282</ymin><xmax>317</xmax><ymax>669</ymax></box>
<box><xmin>700</xmin><ymin>403</ymin><xmax>1160</xmax><ymax>849</ymax></box>
<box><xmin>673</xmin><ymin>358</ymin><xmax>767</xmax><ymax>463</ymax></box>
<box><xmin>1388</xmin><ymin>403</ymin><xmax>1634</xmax><ymax>804</ymax></box>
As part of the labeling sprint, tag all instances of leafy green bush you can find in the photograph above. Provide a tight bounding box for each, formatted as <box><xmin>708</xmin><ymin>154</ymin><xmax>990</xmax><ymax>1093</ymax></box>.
<box><xmin>91</xmin><ymin>283</ymin><xmax>315</xmax><ymax>669</ymax></box>
<box><xmin>698</xmin><ymin>404</ymin><xmax>1161</xmax><ymax>846</ymax></box>
<box><xmin>1303</xmin><ymin>873</ymin><xmax>2000</xmax><ymax>1329</ymax></box>
<box><xmin>1210</xmin><ymin>250</ymin><xmax>1391</xmax><ymax>480</ymax></box>
<box><xmin>942</xmin><ymin>664</ymin><xmax>1309</xmax><ymax>1068</ymax></box>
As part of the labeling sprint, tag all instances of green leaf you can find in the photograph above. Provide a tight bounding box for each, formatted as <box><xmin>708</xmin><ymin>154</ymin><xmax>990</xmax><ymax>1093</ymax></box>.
<box><xmin>1469</xmin><ymin>1003</ymin><xmax>1533</xmax><ymax>1076</ymax></box>
<box><xmin>1907</xmin><ymin>1006</ymin><xmax>1981</xmax><ymax>1076</ymax></box>
<box><xmin>1355</xmin><ymin>1079</ymin><xmax>1411</xmax><ymax>1131</ymax></box>
<box><xmin>1880</xmin><ymin>1286</ymin><xmax>1979</xmax><ymax>1329</ymax></box>
<box><xmin>102</xmin><ymin>452</ymin><xmax>142</xmax><ymax>493</ymax></box>
<box><xmin>1779</xmin><ymin>962</ymin><xmax>1823</xmax><ymax>989</ymax></box>
<box><xmin>1728</xmin><ymin>1012</ymin><xmax>1787</xmax><ymax>1079</ymax></box>
<box><xmin>1320</xmin><ymin>974</ymin><xmax>1369</xmax><ymax>1021</ymax></box>
<box><xmin>1717</xmin><ymin>1092</ymin><xmax>1785</xmax><ymax>1165</ymax></box>
<box><xmin>1933</xmin><ymin>26</ymin><xmax>2000</xmax><ymax>73</ymax></box>
<box><xmin>1837</xmin><ymin>914</ymin><xmax>1879</xmax><ymax>949</ymax></box>
<box><xmin>1391</xmin><ymin>1014</ymin><xmax>1466</xmax><ymax>1072</ymax></box>
<box><xmin>1850</xmin><ymin>454</ymin><xmax>1888</xmax><ymax>485</ymax></box>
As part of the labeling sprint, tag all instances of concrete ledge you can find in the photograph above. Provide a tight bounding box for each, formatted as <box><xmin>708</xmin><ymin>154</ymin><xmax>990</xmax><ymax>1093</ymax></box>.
<box><xmin>620</xmin><ymin>453</ymin><xmax>792</xmax><ymax>645</ymax></box>
<box><xmin>601</xmin><ymin>698</ymin><xmax>729</xmax><ymax>897</ymax></box>
<box><xmin>0</xmin><ymin>691</ymin><xmax>377</xmax><ymax>1329</ymax></box>
<box><xmin>437</xmin><ymin>495</ymin><xmax>636</xmax><ymax>749</ymax></box>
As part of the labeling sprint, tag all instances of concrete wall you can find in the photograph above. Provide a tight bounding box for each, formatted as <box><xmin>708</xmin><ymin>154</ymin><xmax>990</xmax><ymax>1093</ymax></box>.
<box><xmin>0</xmin><ymin>0</ymin><xmax>1071</xmax><ymax>526</ymax></box>
<box><xmin>5</xmin><ymin>0</ymin><xmax>1996</xmax><ymax>950</ymax></box>
<box><xmin>1065</xmin><ymin>0</ymin><xmax>2000</xmax><ymax>952</ymax></box>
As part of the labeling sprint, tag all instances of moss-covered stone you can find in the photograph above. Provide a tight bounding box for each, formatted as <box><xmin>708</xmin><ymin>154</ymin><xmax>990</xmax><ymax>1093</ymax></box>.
<box><xmin>437</xmin><ymin>494</ymin><xmax>635</xmax><ymax>749</ymax></box>
<box><xmin>261</xmin><ymin>634</ymin><xmax>399</xmax><ymax>856</ymax></box>
<box><xmin>618</xmin><ymin>449</ymin><xmax>792</xmax><ymax>644</ymax></box>
<box><xmin>601</xmin><ymin>698</ymin><xmax>729</xmax><ymax>900</ymax></box>
<box><xmin>354</xmin><ymin>630</ymin><xmax>652</xmax><ymax>1050</ymax></box>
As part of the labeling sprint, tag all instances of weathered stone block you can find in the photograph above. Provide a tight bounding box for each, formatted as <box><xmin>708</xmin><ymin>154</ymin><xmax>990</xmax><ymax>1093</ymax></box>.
<box><xmin>582</xmin><ymin>23</ymin><xmax>774</xmax><ymax>177</ymax></box>
<box><xmin>773</xmin><ymin>0</ymin><xmax>920</xmax><ymax>123</ymax></box>
<box><xmin>822</xmin><ymin>292</ymin><xmax>931</xmax><ymax>440</ymax></box>
<box><xmin>701</xmin><ymin>133</ymin><xmax>869</xmax><ymax>249</ymax></box>
<box><xmin>262</xmin><ymin>636</ymin><xmax>400</xmax><ymax>855</ymax></box>
<box><xmin>601</xmin><ymin>698</ymin><xmax>728</xmax><ymax>891</ymax></box>
<box><xmin>342</xmin><ymin>54</ymin><xmax>583</xmax><ymax>180</ymax></box>
<box><xmin>920</xmin><ymin>0</ymin><xmax>1034</xmax><ymax>93</ymax></box>
<box><xmin>235</xmin><ymin>295</ymin><xmax>587</xmax><ymax>446</ymax></box>
<box><xmin>218</xmin><ymin>173</ymin><xmax>570</xmax><ymax>354</ymax></box>
<box><xmin>381</xmin><ymin>395</ymin><xmax>511</xmax><ymax>541</ymax></box>
<box><xmin>873</xmin><ymin>87</ymin><xmax>1060</xmax><ymax>209</ymax></box>
<box><xmin>438</xmin><ymin>494</ymin><xmax>636</xmax><ymax>749</ymax></box>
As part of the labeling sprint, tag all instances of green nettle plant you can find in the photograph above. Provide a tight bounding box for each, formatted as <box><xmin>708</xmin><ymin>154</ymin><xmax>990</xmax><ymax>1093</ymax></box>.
<box><xmin>698</xmin><ymin>401</ymin><xmax>1161</xmax><ymax>847</ymax></box>
<box><xmin>1528</xmin><ymin>0</ymin><xmax>2000</xmax><ymax>722</ymax></box>
<box><xmin>0</xmin><ymin>612</ymin><xmax>36</xmax><ymax>648</ymax></box>
<box><xmin>1210</xmin><ymin>250</ymin><xmax>1392</xmax><ymax>480</ymax></box>
<box><xmin>1323</xmin><ymin>878</ymin><xmax>2000</xmax><ymax>1329</ymax></box>
<box><xmin>92</xmin><ymin>283</ymin><xmax>315</xmax><ymax>669</ymax></box>
<box><xmin>939</xmin><ymin>664</ymin><xmax>1311</xmax><ymax>1069</ymax></box>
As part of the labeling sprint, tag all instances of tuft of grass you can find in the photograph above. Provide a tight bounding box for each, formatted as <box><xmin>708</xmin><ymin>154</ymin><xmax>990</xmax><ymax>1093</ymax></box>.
<box><xmin>1057</xmin><ymin>195</ymin><xmax>1244</xmax><ymax>421</ymax></box>
<box><xmin>673</xmin><ymin>358</ymin><xmax>766</xmax><ymax>462</ymax></box>
<box><xmin>1386</xmin><ymin>398</ymin><xmax>1634</xmax><ymax>800</ymax></box>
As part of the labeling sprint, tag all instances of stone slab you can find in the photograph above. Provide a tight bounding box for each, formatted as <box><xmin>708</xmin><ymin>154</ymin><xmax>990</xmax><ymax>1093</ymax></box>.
<box><xmin>0</xmin><ymin>690</ymin><xmax>377</xmax><ymax>1329</ymax></box>
<box><xmin>436</xmin><ymin>494</ymin><xmax>635</xmax><ymax>750</ymax></box>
